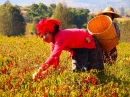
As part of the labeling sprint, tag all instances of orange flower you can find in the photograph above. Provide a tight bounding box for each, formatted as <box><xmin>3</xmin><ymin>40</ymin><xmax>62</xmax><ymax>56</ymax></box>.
<box><xmin>1</xmin><ymin>67</ymin><xmax>7</xmax><ymax>74</ymax></box>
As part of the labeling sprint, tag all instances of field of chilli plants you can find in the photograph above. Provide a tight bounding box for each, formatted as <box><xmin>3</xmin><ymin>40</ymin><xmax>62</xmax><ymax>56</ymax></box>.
<box><xmin>0</xmin><ymin>35</ymin><xmax>130</xmax><ymax>97</ymax></box>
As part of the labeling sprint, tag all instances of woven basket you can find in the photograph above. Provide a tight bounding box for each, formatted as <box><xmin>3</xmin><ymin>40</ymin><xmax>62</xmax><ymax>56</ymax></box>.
<box><xmin>87</xmin><ymin>15</ymin><xmax>119</xmax><ymax>52</ymax></box>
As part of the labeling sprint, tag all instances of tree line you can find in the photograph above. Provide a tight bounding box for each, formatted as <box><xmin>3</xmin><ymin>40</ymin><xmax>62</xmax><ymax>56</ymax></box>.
<box><xmin>0</xmin><ymin>2</ymin><xmax>92</xmax><ymax>36</ymax></box>
<box><xmin>26</xmin><ymin>3</ymin><xmax>91</xmax><ymax>35</ymax></box>
<box><xmin>0</xmin><ymin>3</ymin><xmax>26</xmax><ymax>36</ymax></box>
<box><xmin>0</xmin><ymin>1</ymin><xmax>130</xmax><ymax>42</ymax></box>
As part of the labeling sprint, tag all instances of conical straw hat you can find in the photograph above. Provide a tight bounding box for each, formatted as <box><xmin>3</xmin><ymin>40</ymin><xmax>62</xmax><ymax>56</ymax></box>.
<box><xmin>97</xmin><ymin>6</ymin><xmax>120</xmax><ymax>18</ymax></box>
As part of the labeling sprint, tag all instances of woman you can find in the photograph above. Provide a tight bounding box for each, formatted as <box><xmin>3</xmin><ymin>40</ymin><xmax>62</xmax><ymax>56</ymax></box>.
<box><xmin>97</xmin><ymin>6</ymin><xmax>121</xmax><ymax>65</ymax></box>
<box><xmin>33</xmin><ymin>18</ymin><xmax>104</xmax><ymax>80</ymax></box>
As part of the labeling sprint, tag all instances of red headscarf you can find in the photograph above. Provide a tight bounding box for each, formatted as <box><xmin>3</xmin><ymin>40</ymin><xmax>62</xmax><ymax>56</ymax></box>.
<box><xmin>36</xmin><ymin>18</ymin><xmax>61</xmax><ymax>36</ymax></box>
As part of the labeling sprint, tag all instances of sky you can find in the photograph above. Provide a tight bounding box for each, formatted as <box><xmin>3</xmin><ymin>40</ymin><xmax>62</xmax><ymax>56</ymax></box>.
<box><xmin>0</xmin><ymin>0</ymin><xmax>130</xmax><ymax>11</ymax></box>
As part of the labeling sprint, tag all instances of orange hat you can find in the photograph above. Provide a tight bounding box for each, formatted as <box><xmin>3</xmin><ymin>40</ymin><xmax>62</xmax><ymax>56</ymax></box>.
<box><xmin>97</xmin><ymin>6</ymin><xmax>120</xmax><ymax>18</ymax></box>
<box><xmin>36</xmin><ymin>18</ymin><xmax>61</xmax><ymax>36</ymax></box>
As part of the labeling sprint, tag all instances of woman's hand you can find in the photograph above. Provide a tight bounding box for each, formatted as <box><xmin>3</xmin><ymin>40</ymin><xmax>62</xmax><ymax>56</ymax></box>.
<box><xmin>32</xmin><ymin>67</ymin><xmax>48</xmax><ymax>81</ymax></box>
<box><xmin>41</xmin><ymin>64</ymin><xmax>50</xmax><ymax>71</ymax></box>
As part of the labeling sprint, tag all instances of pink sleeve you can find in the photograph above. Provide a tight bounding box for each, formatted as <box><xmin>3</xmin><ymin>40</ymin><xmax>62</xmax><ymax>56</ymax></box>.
<box><xmin>113</xmin><ymin>22</ymin><xmax>120</xmax><ymax>39</ymax></box>
<box><xmin>41</xmin><ymin>39</ymin><xmax>65</xmax><ymax>69</ymax></box>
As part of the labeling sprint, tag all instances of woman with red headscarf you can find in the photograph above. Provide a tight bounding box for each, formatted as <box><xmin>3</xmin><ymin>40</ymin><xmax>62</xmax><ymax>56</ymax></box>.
<box><xmin>33</xmin><ymin>18</ymin><xmax>104</xmax><ymax>81</ymax></box>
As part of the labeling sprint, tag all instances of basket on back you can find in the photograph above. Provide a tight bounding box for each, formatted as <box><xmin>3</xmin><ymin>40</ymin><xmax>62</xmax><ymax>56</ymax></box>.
<box><xmin>87</xmin><ymin>15</ymin><xmax>119</xmax><ymax>52</ymax></box>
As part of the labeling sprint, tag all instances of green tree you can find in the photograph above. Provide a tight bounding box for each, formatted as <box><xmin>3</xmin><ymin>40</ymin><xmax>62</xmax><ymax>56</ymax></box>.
<box><xmin>47</xmin><ymin>4</ymin><xmax>56</xmax><ymax>17</ymax></box>
<box><xmin>29</xmin><ymin>17</ymin><xmax>40</xmax><ymax>35</ymax></box>
<box><xmin>26</xmin><ymin>4</ymin><xmax>39</xmax><ymax>22</ymax></box>
<box><xmin>87</xmin><ymin>14</ymin><xmax>96</xmax><ymax>23</ymax></box>
<box><xmin>70</xmin><ymin>8</ymin><xmax>90</xmax><ymax>29</ymax></box>
<box><xmin>0</xmin><ymin>4</ymin><xmax>8</xmax><ymax>35</ymax></box>
<box><xmin>26</xmin><ymin>3</ymin><xmax>49</xmax><ymax>22</ymax></box>
<box><xmin>37</xmin><ymin>3</ymin><xmax>48</xmax><ymax>18</ymax></box>
<box><xmin>52</xmin><ymin>3</ymin><xmax>73</xmax><ymax>29</ymax></box>
<box><xmin>0</xmin><ymin>3</ymin><xmax>26</xmax><ymax>36</ymax></box>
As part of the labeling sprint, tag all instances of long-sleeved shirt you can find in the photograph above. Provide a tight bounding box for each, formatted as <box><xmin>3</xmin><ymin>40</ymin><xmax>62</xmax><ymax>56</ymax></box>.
<box><xmin>41</xmin><ymin>29</ymin><xmax>96</xmax><ymax>69</ymax></box>
<box><xmin>113</xmin><ymin>22</ymin><xmax>120</xmax><ymax>39</ymax></box>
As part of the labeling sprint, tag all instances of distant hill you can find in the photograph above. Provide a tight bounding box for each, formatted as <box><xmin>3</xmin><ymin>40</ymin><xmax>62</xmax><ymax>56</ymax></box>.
<box><xmin>73</xmin><ymin>0</ymin><xmax>130</xmax><ymax>16</ymax></box>
<box><xmin>71</xmin><ymin>0</ymin><xmax>130</xmax><ymax>12</ymax></box>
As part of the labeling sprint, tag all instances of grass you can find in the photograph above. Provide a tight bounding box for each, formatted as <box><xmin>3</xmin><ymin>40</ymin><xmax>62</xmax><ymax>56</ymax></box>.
<box><xmin>0</xmin><ymin>36</ymin><xmax>129</xmax><ymax>97</ymax></box>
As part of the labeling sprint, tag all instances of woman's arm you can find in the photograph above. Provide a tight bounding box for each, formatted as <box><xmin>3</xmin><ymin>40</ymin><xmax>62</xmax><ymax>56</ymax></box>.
<box><xmin>33</xmin><ymin>40</ymin><xmax>65</xmax><ymax>81</ymax></box>
<box><xmin>41</xmin><ymin>39</ymin><xmax>65</xmax><ymax>70</ymax></box>
<box><xmin>113</xmin><ymin>22</ymin><xmax>120</xmax><ymax>39</ymax></box>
